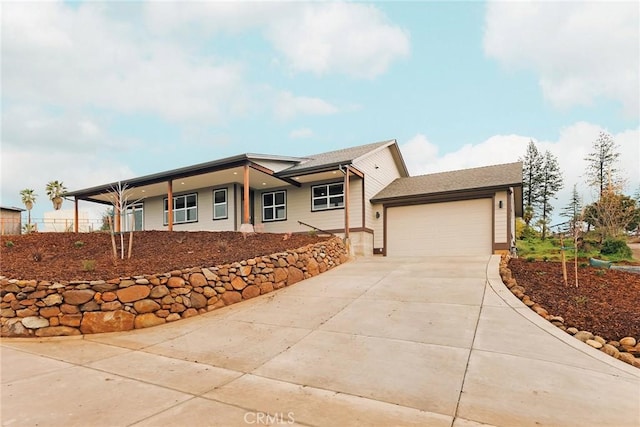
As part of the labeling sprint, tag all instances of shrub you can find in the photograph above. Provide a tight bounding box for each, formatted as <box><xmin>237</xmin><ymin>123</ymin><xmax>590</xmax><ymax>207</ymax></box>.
<box><xmin>526</xmin><ymin>256</ymin><xmax>536</xmax><ymax>262</ymax></box>
<box><xmin>574</xmin><ymin>295</ymin><xmax>589</xmax><ymax>305</ymax></box>
<box><xmin>5</xmin><ymin>240</ymin><xmax>14</xmax><ymax>248</ymax></box>
<box><xmin>81</xmin><ymin>259</ymin><xmax>96</xmax><ymax>271</ymax></box>
<box><xmin>74</xmin><ymin>241</ymin><xmax>85</xmax><ymax>248</ymax></box>
<box><xmin>600</xmin><ymin>238</ymin><xmax>632</xmax><ymax>258</ymax></box>
<box><xmin>520</xmin><ymin>225</ymin><xmax>538</xmax><ymax>240</ymax></box>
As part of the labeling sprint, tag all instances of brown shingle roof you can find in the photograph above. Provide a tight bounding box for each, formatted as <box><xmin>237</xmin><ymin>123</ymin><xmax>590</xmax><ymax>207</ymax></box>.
<box><xmin>277</xmin><ymin>139</ymin><xmax>396</xmax><ymax>176</ymax></box>
<box><xmin>372</xmin><ymin>162</ymin><xmax>522</xmax><ymax>202</ymax></box>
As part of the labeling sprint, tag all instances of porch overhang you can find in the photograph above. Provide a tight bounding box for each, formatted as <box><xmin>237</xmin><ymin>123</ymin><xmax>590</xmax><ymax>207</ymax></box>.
<box><xmin>66</xmin><ymin>158</ymin><xmax>301</xmax><ymax>205</ymax></box>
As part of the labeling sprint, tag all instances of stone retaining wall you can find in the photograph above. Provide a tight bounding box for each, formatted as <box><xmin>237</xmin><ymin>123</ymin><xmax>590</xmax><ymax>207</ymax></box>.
<box><xmin>0</xmin><ymin>237</ymin><xmax>347</xmax><ymax>338</ymax></box>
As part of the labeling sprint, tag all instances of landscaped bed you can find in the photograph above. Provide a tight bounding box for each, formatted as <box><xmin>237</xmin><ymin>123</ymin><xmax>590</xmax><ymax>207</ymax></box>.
<box><xmin>507</xmin><ymin>258</ymin><xmax>640</xmax><ymax>366</ymax></box>
<box><xmin>0</xmin><ymin>231</ymin><xmax>328</xmax><ymax>281</ymax></box>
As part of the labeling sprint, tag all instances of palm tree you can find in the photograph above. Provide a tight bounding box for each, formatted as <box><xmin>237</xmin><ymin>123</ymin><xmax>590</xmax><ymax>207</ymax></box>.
<box><xmin>20</xmin><ymin>188</ymin><xmax>37</xmax><ymax>229</ymax></box>
<box><xmin>46</xmin><ymin>180</ymin><xmax>67</xmax><ymax>210</ymax></box>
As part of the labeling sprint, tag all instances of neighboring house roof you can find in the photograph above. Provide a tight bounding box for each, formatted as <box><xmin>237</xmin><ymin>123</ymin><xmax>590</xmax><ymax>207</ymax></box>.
<box><xmin>372</xmin><ymin>162</ymin><xmax>523</xmax><ymax>203</ymax></box>
<box><xmin>0</xmin><ymin>206</ymin><xmax>25</xmax><ymax>212</ymax></box>
<box><xmin>277</xmin><ymin>139</ymin><xmax>408</xmax><ymax>177</ymax></box>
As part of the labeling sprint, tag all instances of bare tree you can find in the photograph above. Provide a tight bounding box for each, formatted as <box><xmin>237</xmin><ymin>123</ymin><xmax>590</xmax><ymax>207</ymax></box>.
<box><xmin>584</xmin><ymin>181</ymin><xmax>637</xmax><ymax>240</ymax></box>
<box><xmin>105</xmin><ymin>181</ymin><xmax>143</xmax><ymax>259</ymax></box>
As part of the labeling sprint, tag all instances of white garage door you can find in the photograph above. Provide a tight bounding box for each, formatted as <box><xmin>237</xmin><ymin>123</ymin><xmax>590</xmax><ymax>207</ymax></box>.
<box><xmin>386</xmin><ymin>198</ymin><xmax>493</xmax><ymax>257</ymax></box>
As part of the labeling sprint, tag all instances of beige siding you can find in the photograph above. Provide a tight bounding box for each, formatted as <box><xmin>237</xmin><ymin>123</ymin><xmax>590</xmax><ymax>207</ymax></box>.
<box><xmin>257</xmin><ymin>179</ymin><xmax>363</xmax><ymax>234</ymax></box>
<box><xmin>494</xmin><ymin>190</ymin><xmax>507</xmax><ymax>244</ymax></box>
<box><xmin>0</xmin><ymin>209</ymin><xmax>22</xmax><ymax>235</ymax></box>
<box><xmin>353</xmin><ymin>147</ymin><xmax>403</xmax><ymax>249</ymax></box>
<box><xmin>143</xmin><ymin>185</ymin><xmax>236</xmax><ymax>231</ymax></box>
<box><xmin>386</xmin><ymin>199</ymin><xmax>493</xmax><ymax>257</ymax></box>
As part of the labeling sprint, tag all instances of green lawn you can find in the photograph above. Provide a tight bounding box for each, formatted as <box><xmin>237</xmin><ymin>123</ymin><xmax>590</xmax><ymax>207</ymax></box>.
<box><xmin>516</xmin><ymin>236</ymin><xmax>634</xmax><ymax>263</ymax></box>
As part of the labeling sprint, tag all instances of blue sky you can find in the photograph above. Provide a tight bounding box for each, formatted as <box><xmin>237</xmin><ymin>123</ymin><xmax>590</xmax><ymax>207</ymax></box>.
<box><xmin>2</xmin><ymin>1</ymin><xmax>639</xmax><ymax>225</ymax></box>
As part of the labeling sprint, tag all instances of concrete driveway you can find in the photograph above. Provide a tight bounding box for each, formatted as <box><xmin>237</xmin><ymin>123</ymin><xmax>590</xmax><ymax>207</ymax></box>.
<box><xmin>2</xmin><ymin>256</ymin><xmax>639</xmax><ymax>427</ymax></box>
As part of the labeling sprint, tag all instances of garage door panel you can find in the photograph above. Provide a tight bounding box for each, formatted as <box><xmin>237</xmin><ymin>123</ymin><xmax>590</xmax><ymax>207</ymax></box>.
<box><xmin>387</xmin><ymin>199</ymin><xmax>492</xmax><ymax>257</ymax></box>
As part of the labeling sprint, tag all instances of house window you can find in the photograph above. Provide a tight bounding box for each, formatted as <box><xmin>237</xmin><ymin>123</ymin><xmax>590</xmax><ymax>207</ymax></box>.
<box><xmin>262</xmin><ymin>190</ymin><xmax>286</xmax><ymax>222</ymax></box>
<box><xmin>213</xmin><ymin>188</ymin><xmax>227</xmax><ymax>220</ymax></box>
<box><xmin>164</xmin><ymin>193</ymin><xmax>198</xmax><ymax>225</ymax></box>
<box><xmin>312</xmin><ymin>182</ymin><xmax>344</xmax><ymax>211</ymax></box>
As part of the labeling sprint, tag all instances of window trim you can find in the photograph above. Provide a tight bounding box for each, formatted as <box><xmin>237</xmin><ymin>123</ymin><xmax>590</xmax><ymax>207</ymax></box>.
<box><xmin>163</xmin><ymin>192</ymin><xmax>198</xmax><ymax>225</ymax></box>
<box><xmin>262</xmin><ymin>190</ymin><xmax>287</xmax><ymax>222</ymax></box>
<box><xmin>311</xmin><ymin>181</ymin><xmax>345</xmax><ymax>212</ymax></box>
<box><xmin>212</xmin><ymin>188</ymin><xmax>228</xmax><ymax>220</ymax></box>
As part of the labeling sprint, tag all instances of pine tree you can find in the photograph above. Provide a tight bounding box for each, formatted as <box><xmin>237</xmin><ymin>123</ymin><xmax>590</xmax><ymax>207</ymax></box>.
<box><xmin>584</xmin><ymin>132</ymin><xmax>621</xmax><ymax>198</ymax></box>
<box><xmin>520</xmin><ymin>140</ymin><xmax>544</xmax><ymax>226</ymax></box>
<box><xmin>561</xmin><ymin>184</ymin><xmax>582</xmax><ymax>235</ymax></box>
<box><xmin>538</xmin><ymin>150</ymin><xmax>563</xmax><ymax>239</ymax></box>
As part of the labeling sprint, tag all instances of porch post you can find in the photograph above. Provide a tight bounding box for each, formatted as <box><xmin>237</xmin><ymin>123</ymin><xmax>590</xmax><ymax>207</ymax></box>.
<box><xmin>114</xmin><ymin>194</ymin><xmax>121</xmax><ymax>233</ymax></box>
<box><xmin>243</xmin><ymin>164</ymin><xmax>250</xmax><ymax>224</ymax></box>
<box><xmin>74</xmin><ymin>198</ymin><xmax>79</xmax><ymax>233</ymax></box>
<box><xmin>240</xmin><ymin>164</ymin><xmax>254</xmax><ymax>233</ymax></box>
<box><xmin>344</xmin><ymin>165</ymin><xmax>350</xmax><ymax>240</ymax></box>
<box><xmin>167</xmin><ymin>180</ymin><xmax>173</xmax><ymax>232</ymax></box>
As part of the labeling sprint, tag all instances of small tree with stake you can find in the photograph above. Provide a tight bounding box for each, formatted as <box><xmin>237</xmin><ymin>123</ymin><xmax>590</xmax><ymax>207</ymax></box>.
<box><xmin>105</xmin><ymin>181</ymin><xmax>142</xmax><ymax>260</ymax></box>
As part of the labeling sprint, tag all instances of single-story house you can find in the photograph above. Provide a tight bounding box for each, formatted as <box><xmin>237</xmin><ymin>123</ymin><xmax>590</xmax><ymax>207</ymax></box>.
<box><xmin>66</xmin><ymin>140</ymin><xmax>523</xmax><ymax>256</ymax></box>
<box><xmin>0</xmin><ymin>206</ymin><xmax>24</xmax><ymax>235</ymax></box>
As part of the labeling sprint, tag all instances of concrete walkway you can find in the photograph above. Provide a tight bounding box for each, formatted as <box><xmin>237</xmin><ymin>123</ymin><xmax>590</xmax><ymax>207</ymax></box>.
<box><xmin>2</xmin><ymin>256</ymin><xmax>639</xmax><ymax>427</ymax></box>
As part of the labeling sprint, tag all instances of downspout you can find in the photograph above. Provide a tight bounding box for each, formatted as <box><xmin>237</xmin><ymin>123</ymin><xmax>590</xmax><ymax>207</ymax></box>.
<box><xmin>167</xmin><ymin>180</ymin><xmax>173</xmax><ymax>232</ymax></box>
<box><xmin>339</xmin><ymin>164</ymin><xmax>351</xmax><ymax>255</ymax></box>
<box><xmin>508</xmin><ymin>187</ymin><xmax>515</xmax><ymax>255</ymax></box>
<box><xmin>74</xmin><ymin>197</ymin><xmax>79</xmax><ymax>233</ymax></box>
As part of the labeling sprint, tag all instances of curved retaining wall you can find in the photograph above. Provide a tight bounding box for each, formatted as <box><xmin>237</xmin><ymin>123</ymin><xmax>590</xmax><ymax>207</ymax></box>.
<box><xmin>0</xmin><ymin>237</ymin><xmax>347</xmax><ymax>338</ymax></box>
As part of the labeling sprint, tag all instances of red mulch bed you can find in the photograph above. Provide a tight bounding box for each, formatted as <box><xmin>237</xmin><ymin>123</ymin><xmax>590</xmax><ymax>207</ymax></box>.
<box><xmin>0</xmin><ymin>231</ymin><xmax>328</xmax><ymax>282</ymax></box>
<box><xmin>509</xmin><ymin>258</ymin><xmax>640</xmax><ymax>342</ymax></box>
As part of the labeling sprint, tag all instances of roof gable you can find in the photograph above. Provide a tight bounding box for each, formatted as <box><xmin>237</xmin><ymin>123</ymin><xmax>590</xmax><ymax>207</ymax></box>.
<box><xmin>372</xmin><ymin>162</ymin><xmax>523</xmax><ymax>202</ymax></box>
<box><xmin>277</xmin><ymin>139</ymin><xmax>399</xmax><ymax>177</ymax></box>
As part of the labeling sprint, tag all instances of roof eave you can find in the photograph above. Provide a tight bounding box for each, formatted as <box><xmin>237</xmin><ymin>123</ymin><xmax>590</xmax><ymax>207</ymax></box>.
<box><xmin>371</xmin><ymin>182</ymin><xmax>522</xmax><ymax>204</ymax></box>
<box><xmin>276</xmin><ymin>161</ymin><xmax>356</xmax><ymax>178</ymax></box>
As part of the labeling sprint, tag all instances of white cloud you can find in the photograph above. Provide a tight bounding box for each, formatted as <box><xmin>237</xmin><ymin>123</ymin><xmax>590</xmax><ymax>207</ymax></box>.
<box><xmin>484</xmin><ymin>1</ymin><xmax>639</xmax><ymax>116</ymax></box>
<box><xmin>1</xmin><ymin>105</ymin><xmax>123</xmax><ymax>152</ymax></box>
<box><xmin>404</xmin><ymin>134</ymin><xmax>531</xmax><ymax>176</ymax></box>
<box><xmin>2</xmin><ymin>2</ymin><xmax>249</xmax><ymax>124</ymax></box>
<box><xmin>400</xmin><ymin>134</ymin><xmax>440</xmax><ymax>172</ymax></box>
<box><xmin>144</xmin><ymin>2</ymin><xmax>410</xmax><ymax>79</ymax></box>
<box><xmin>289</xmin><ymin>128</ymin><xmax>314</xmax><ymax>139</ymax></box>
<box><xmin>265</xmin><ymin>2</ymin><xmax>410</xmax><ymax>78</ymax></box>
<box><xmin>401</xmin><ymin>123</ymin><xmax>640</xmax><ymax>221</ymax></box>
<box><xmin>274</xmin><ymin>92</ymin><xmax>339</xmax><ymax>120</ymax></box>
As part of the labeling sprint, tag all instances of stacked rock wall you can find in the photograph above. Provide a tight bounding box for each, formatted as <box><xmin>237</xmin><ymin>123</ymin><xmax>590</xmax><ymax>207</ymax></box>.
<box><xmin>1</xmin><ymin>237</ymin><xmax>347</xmax><ymax>338</ymax></box>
